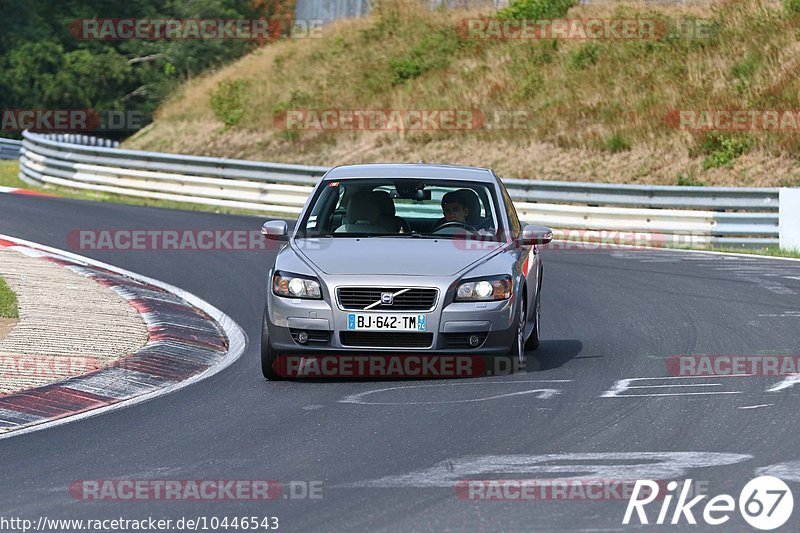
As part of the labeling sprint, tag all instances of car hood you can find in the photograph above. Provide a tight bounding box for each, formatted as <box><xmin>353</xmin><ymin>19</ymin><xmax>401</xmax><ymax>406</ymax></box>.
<box><xmin>294</xmin><ymin>238</ymin><xmax>503</xmax><ymax>276</ymax></box>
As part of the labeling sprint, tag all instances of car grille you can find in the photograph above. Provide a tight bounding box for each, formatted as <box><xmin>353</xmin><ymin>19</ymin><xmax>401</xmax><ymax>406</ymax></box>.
<box><xmin>337</xmin><ymin>287</ymin><xmax>438</xmax><ymax>311</ymax></box>
<box><xmin>340</xmin><ymin>332</ymin><xmax>434</xmax><ymax>348</ymax></box>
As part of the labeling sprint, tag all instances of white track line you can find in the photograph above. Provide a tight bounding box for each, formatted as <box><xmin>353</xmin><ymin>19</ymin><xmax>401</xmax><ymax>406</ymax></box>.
<box><xmin>738</xmin><ymin>404</ymin><xmax>774</xmax><ymax>410</ymax></box>
<box><xmin>591</xmin><ymin>240</ymin><xmax>800</xmax><ymax>263</ymax></box>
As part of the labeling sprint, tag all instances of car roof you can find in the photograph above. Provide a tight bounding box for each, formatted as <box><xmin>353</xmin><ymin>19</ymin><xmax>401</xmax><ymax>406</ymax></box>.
<box><xmin>323</xmin><ymin>163</ymin><xmax>496</xmax><ymax>183</ymax></box>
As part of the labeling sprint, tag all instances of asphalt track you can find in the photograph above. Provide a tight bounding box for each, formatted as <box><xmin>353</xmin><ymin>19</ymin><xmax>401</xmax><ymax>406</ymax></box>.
<box><xmin>0</xmin><ymin>193</ymin><xmax>798</xmax><ymax>532</ymax></box>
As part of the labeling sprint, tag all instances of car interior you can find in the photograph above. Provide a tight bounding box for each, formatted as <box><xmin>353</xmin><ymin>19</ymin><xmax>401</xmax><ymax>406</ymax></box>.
<box><xmin>307</xmin><ymin>180</ymin><xmax>498</xmax><ymax>237</ymax></box>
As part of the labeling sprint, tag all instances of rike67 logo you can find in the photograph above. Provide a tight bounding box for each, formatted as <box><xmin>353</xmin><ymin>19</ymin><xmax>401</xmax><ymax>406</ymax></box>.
<box><xmin>624</xmin><ymin>476</ymin><xmax>793</xmax><ymax>530</ymax></box>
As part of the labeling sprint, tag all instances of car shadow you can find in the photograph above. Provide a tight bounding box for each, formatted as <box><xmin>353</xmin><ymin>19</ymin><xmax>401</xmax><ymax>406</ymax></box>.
<box><xmin>525</xmin><ymin>339</ymin><xmax>585</xmax><ymax>372</ymax></box>
<box><xmin>268</xmin><ymin>339</ymin><xmax>585</xmax><ymax>383</ymax></box>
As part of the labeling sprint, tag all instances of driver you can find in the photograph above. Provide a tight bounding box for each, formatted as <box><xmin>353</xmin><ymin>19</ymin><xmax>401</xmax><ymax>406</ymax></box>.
<box><xmin>441</xmin><ymin>190</ymin><xmax>472</xmax><ymax>224</ymax></box>
<box><xmin>433</xmin><ymin>189</ymin><xmax>493</xmax><ymax>235</ymax></box>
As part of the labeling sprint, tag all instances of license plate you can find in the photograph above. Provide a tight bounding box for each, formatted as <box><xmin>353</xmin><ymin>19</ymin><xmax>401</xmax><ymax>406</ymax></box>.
<box><xmin>347</xmin><ymin>313</ymin><xmax>427</xmax><ymax>331</ymax></box>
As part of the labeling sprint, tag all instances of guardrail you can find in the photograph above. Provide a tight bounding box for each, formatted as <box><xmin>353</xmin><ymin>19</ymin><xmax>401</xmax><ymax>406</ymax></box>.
<box><xmin>0</xmin><ymin>138</ymin><xmax>22</xmax><ymax>160</ymax></box>
<box><xmin>19</xmin><ymin>131</ymin><xmax>784</xmax><ymax>248</ymax></box>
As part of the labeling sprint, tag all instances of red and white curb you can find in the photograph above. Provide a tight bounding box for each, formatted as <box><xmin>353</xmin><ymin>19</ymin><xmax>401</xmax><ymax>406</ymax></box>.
<box><xmin>0</xmin><ymin>234</ymin><xmax>245</xmax><ymax>439</ymax></box>
<box><xmin>0</xmin><ymin>186</ymin><xmax>54</xmax><ymax>197</ymax></box>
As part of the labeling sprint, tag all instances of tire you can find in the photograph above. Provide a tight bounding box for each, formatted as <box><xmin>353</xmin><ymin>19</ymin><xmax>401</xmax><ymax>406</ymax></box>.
<box><xmin>483</xmin><ymin>297</ymin><xmax>526</xmax><ymax>376</ymax></box>
<box><xmin>525</xmin><ymin>292</ymin><xmax>541</xmax><ymax>351</ymax></box>
<box><xmin>511</xmin><ymin>295</ymin><xmax>527</xmax><ymax>366</ymax></box>
<box><xmin>525</xmin><ymin>272</ymin><xmax>542</xmax><ymax>351</ymax></box>
<box><xmin>261</xmin><ymin>309</ymin><xmax>285</xmax><ymax>381</ymax></box>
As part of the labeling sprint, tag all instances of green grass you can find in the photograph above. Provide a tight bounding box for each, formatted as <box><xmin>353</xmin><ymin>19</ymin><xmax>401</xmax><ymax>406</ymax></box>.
<box><xmin>605</xmin><ymin>133</ymin><xmax>631</xmax><ymax>154</ymax></box>
<box><xmin>0</xmin><ymin>276</ymin><xmax>18</xmax><ymax>319</ymax></box>
<box><xmin>713</xmin><ymin>246</ymin><xmax>800</xmax><ymax>260</ymax></box>
<box><xmin>652</xmin><ymin>241</ymin><xmax>800</xmax><ymax>259</ymax></box>
<box><xmin>676</xmin><ymin>172</ymin><xmax>705</xmax><ymax>187</ymax></box>
<box><xmin>498</xmin><ymin>0</ymin><xmax>578</xmax><ymax>19</ymax></box>
<box><xmin>699</xmin><ymin>133</ymin><xmax>753</xmax><ymax>170</ymax></box>
<box><xmin>0</xmin><ymin>161</ymin><xmax>282</xmax><ymax>219</ymax></box>
<box><xmin>0</xmin><ymin>161</ymin><xmax>29</xmax><ymax>189</ymax></box>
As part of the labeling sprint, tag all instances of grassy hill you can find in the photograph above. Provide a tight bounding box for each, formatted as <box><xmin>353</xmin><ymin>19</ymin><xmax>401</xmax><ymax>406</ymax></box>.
<box><xmin>124</xmin><ymin>0</ymin><xmax>800</xmax><ymax>187</ymax></box>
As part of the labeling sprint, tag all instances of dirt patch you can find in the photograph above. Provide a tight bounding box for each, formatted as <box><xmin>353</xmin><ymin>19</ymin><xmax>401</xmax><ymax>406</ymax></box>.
<box><xmin>0</xmin><ymin>318</ymin><xmax>17</xmax><ymax>342</ymax></box>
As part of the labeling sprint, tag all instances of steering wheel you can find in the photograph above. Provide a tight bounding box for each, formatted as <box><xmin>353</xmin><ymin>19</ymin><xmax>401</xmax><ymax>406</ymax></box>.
<box><xmin>432</xmin><ymin>220</ymin><xmax>479</xmax><ymax>234</ymax></box>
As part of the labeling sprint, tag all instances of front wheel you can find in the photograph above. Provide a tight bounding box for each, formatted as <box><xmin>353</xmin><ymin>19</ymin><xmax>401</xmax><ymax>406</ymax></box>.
<box><xmin>525</xmin><ymin>292</ymin><xmax>541</xmax><ymax>351</ymax></box>
<box><xmin>511</xmin><ymin>297</ymin><xmax>527</xmax><ymax>366</ymax></box>
<box><xmin>261</xmin><ymin>309</ymin><xmax>285</xmax><ymax>380</ymax></box>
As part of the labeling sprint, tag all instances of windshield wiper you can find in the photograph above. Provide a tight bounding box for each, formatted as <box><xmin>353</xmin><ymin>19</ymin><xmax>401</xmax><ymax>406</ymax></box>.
<box><xmin>304</xmin><ymin>232</ymin><xmax>469</xmax><ymax>239</ymax></box>
<box><xmin>381</xmin><ymin>233</ymin><xmax>435</xmax><ymax>238</ymax></box>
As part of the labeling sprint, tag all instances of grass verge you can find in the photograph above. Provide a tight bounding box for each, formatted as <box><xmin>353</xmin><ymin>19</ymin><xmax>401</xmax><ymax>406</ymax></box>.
<box><xmin>0</xmin><ymin>276</ymin><xmax>18</xmax><ymax>319</ymax></box>
<box><xmin>0</xmin><ymin>161</ymin><xmax>29</xmax><ymax>189</ymax></box>
<box><xmin>124</xmin><ymin>0</ymin><xmax>800</xmax><ymax>187</ymax></box>
<box><xmin>712</xmin><ymin>246</ymin><xmax>800</xmax><ymax>260</ymax></box>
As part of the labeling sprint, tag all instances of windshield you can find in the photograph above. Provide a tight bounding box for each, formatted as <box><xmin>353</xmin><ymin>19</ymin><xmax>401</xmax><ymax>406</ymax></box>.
<box><xmin>297</xmin><ymin>178</ymin><xmax>501</xmax><ymax>239</ymax></box>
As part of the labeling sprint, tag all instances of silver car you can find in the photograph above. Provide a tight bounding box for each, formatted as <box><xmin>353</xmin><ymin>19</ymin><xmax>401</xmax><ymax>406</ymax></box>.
<box><xmin>260</xmin><ymin>163</ymin><xmax>553</xmax><ymax>380</ymax></box>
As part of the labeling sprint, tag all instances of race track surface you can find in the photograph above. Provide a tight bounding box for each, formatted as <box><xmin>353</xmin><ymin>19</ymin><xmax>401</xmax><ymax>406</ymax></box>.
<box><xmin>1</xmin><ymin>193</ymin><xmax>798</xmax><ymax>532</ymax></box>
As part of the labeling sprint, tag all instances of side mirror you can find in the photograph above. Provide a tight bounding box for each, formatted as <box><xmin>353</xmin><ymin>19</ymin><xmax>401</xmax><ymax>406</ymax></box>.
<box><xmin>519</xmin><ymin>224</ymin><xmax>553</xmax><ymax>245</ymax></box>
<box><xmin>261</xmin><ymin>220</ymin><xmax>288</xmax><ymax>240</ymax></box>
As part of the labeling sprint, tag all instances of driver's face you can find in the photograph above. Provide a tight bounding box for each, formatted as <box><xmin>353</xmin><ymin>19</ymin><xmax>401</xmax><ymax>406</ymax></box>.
<box><xmin>443</xmin><ymin>202</ymin><xmax>468</xmax><ymax>223</ymax></box>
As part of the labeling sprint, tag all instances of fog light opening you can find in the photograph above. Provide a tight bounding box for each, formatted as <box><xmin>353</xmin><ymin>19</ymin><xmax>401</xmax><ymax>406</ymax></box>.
<box><xmin>297</xmin><ymin>331</ymin><xmax>309</xmax><ymax>344</ymax></box>
<box><xmin>468</xmin><ymin>334</ymin><xmax>480</xmax><ymax>347</ymax></box>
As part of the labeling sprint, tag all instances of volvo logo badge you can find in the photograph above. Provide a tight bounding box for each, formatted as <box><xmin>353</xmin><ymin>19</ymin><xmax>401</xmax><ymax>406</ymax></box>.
<box><xmin>380</xmin><ymin>292</ymin><xmax>394</xmax><ymax>305</ymax></box>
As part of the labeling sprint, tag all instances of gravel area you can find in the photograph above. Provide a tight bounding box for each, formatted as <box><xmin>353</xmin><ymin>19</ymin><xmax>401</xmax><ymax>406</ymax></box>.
<box><xmin>0</xmin><ymin>248</ymin><xmax>148</xmax><ymax>394</ymax></box>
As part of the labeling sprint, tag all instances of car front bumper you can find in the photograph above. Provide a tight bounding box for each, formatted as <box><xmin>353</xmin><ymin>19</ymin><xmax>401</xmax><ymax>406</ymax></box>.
<box><xmin>265</xmin><ymin>274</ymin><xmax>519</xmax><ymax>355</ymax></box>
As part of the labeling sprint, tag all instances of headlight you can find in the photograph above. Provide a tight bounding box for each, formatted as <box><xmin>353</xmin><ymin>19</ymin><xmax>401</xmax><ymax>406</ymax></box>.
<box><xmin>455</xmin><ymin>275</ymin><xmax>512</xmax><ymax>301</ymax></box>
<box><xmin>272</xmin><ymin>271</ymin><xmax>322</xmax><ymax>299</ymax></box>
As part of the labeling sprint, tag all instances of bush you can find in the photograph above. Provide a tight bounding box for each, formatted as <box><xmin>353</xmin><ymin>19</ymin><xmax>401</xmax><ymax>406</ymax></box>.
<box><xmin>699</xmin><ymin>132</ymin><xmax>752</xmax><ymax>169</ymax></box>
<box><xmin>730</xmin><ymin>52</ymin><xmax>762</xmax><ymax>94</ymax></box>
<box><xmin>785</xmin><ymin>0</ymin><xmax>800</xmax><ymax>14</ymax></box>
<box><xmin>498</xmin><ymin>0</ymin><xmax>578</xmax><ymax>19</ymax></box>
<box><xmin>606</xmin><ymin>133</ymin><xmax>631</xmax><ymax>153</ymax></box>
<box><xmin>676</xmin><ymin>172</ymin><xmax>705</xmax><ymax>187</ymax></box>
<box><xmin>730</xmin><ymin>52</ymin><xmax>762</xmax><ymax>80</ymax></box>
<box><xmin>210</xmin><ymin>80</ymin><xmax>249</xmax><ymax>128</ymax></box>
<box><xmin>569</xmin><ymin>43</ymin><xmax>601</xmax><ymax>69</ymax></box>
<box><xmin>389</xmin><ymin>30</ymin><xmax>459</xmax><ymax>85</ymax></box>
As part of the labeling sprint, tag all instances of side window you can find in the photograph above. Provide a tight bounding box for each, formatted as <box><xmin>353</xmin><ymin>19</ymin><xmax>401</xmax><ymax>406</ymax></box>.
<box><xmin>500</xmin><ymin>183</ymin><xmax>521</xmax><ymax>236</ymax></box>
<box><xmin>308</xmin><ymin>184</ymin><xmax>345</xmax><ymax>233</ymax></box>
